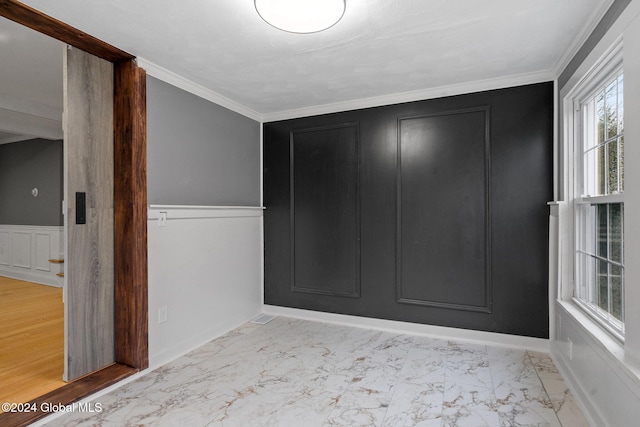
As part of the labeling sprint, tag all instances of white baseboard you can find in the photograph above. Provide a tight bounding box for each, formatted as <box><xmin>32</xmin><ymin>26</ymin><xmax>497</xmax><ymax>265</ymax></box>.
<box><xmin>0</xmin><ymin>268</ymin><xmax>62</xmax><ymax>287</ymax></box>
<box><xmin>262</xmin><ymin>305</ymin><xmax>550</xmax><ymax>353</ymax></box>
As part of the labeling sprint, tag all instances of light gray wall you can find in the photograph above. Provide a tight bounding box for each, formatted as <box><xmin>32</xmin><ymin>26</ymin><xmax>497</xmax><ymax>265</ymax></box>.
<box><xmin>558</xmin><ymin>0</ymin><xmax>631</xmax><ymax>89</ymax></box>
<box><xmin>0</xmin><ymin>138</ymin><xmax>63</xmax><ymax>226</ymax></box>
<box><xmin>147</xmin><ymin>76</ymin><xmax>260</xmax><ymax>206</ymax></box>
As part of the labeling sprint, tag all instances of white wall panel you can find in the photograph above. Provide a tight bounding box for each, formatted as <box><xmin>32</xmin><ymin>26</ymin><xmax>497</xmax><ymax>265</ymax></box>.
<box><xmin>11</xmin><ymin>232</ymin><xmax>32</xmax><ymax>268</ymax></box>
<box><xmin>0</xmin><ymin>231</ymin><xmax>9</xmax><ymax>266</ymax></box>
<box><xmin>0</xmin><ymin>225</ymin><xmax>63</xmax><ymax>287</ymax></box>
<box><xmin>553</xmin><ymin>302</ymin><xmax>640</xmax><ymax>427</ymax></box>
<box><xmin>147</xmin><ymin>206</ymin><xmax>263</xmax><ymax>367</ymax></box>
<box><xmin>35</xmin><ymin>233</ymin><xmax>52</xmax><ymax>271</ymax></box>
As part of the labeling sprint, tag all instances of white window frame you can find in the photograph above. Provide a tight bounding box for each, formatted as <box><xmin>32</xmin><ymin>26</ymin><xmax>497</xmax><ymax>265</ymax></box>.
<box><xmin>564</xmin><ymin>38</ymin><xmax>625</xmax><ymax>342</ymax></box>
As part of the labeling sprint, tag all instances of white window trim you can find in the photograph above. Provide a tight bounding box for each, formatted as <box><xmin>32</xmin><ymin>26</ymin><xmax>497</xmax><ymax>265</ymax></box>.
<box><xmin>572</xmin><ymin>296</ymin><xmax>625</xmax><ymax>342</ymax></box>
<box><xmin>562</xmin><ymin>36</ymin><xmax>625</xmax><ymax>343</ymax></box>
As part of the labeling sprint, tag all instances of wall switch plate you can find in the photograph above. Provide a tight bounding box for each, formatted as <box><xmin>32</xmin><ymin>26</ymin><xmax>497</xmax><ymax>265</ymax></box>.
<box><xmin>158</xmin><ymin>211</ymin><xmax>167</xmax><ymax>227</ymax></box>
<box><xmin>158</xmin><ymin>306</ymin><xmax>168</xmax><ymax>324</ymax></box>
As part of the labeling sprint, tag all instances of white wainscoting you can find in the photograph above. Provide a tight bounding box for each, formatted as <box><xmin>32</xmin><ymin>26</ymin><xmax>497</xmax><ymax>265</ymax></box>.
<box><xmin>0</xmin><ymin>224</ymin><xmax>64</xmax><ymax>287</ymax></box>
<box><xmin>147</xmin><ymin>205</ymin><xmax>263</xmax><ymax>367</ymax></box>
<box><xmin>552</xmin><ymin>302</ymin><xmax>640</xmax><ymax>427</ymax></box>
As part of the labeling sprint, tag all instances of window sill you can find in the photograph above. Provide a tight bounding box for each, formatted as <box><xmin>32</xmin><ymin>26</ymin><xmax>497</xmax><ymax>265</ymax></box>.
<box><xmin>571</xmin><ymin>297</ymin><xmax>625</xmax><ymax>343</ymax></box>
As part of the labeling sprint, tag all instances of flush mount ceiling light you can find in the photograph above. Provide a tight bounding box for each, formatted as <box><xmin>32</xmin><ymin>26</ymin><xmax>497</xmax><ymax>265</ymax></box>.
<box><xmin>255</xmin><ymin>0</ymin><xmax>346</xmax><ymax>34</ymax></box>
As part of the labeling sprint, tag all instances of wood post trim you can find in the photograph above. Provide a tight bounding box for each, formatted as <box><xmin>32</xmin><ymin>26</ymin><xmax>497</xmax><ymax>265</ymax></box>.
<box><xmin>114</xmin><ymin>60</ymin><xmax>149</xmax><ymax>369</ymax></box>
<box><xmin>0</xmin><ymin>0</ymin><xmax>133</xmax><ymax>62</ymax></box>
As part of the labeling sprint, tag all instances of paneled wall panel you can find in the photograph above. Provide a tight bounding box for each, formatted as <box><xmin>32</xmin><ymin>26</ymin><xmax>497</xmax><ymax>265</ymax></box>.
<box><xmin>35</xmin><ymin>233</ymin><xmax>51</xmax><ymax>271</ymax></box>
<box><xmin>0</xmin><ymin>231</ymin><xmax>8</xmax><ymax>265</ymax></box>
<box><xmin>290</xmin><ymin>124</ymin><xmax>360</xmax><ymax>297</ymax></box>
<box><xmin>11</xmin><ymin>232</ymin><xmax>31</xmax><ymax>268</ymax></box>
<box><xmin>398</xmin><ymin>108</ymin><xmax>491</xmax><ymax>312</ymax></box>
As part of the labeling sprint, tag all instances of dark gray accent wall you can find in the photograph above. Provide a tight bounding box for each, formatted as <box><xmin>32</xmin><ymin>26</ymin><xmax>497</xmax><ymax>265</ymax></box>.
<box><xmin>146</xmin><ymin>76</ymin><xmax>260</xmax><ymax>206</ymax></box>
<box><xmin>264</xmin><ymin>82</ymin><xmax>553</xmax><ymax>339</ymax></box>
<box><xmin>559</xmin><ymin>0</ymin><xmax>631</xmax><ymax>89</ymax></box>
<box><xmin>0</xmin><ymin>138</ymin><xmax>63</xmax><ymax>226</ymax></box>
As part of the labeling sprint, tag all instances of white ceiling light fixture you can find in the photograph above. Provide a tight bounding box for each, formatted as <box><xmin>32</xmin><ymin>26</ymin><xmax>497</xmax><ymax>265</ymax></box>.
<box><xmin>255</xmin><ymin>0</ymin><xmax>346</xmax><ymax>34</ymax></box>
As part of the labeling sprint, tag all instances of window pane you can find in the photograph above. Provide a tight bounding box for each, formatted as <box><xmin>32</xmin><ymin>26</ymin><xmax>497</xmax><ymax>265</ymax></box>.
<box><xmin>607</xmin><ymin>140</ymin><xmax>619</xmax><ymax>193</ymax></box>
<box><xmin>620</xmin><ymin>136</ymin><xmax>624</xmax><ymax>192</ymax></box>
<box><xmin>597</xmin><ymin>92</ymin><xmax>605</xmax><ymax>143</ymax></box>
<box><xmin>605</xmin><ymin>80</ymin><xmax>618</xmax><ymax>140</ymax></box>
<box><xmin>610</xmin><ymin>264</ymin><xmax>623</xmax><ymax>321</ymax></box>
<box><xmin>576</xmin><ymin>253</ymin><xmax>585</xmax><ymax>298</ymax></box>
<box><xmin>583</xmin><ymin>205</ymin><xmax>596</xmax><ymax>254</ymax></box>
<box><xmin>575</xmin><ymin>69</ymin><xmax>624</xmax><ymax>334</ymax></box>
<box><xmin>585</xmin><ymin>255</ymin><xmax>596</xmax><ymax>305</ymax></box>
<box><xmin>583</xmin><ymin>76</ymin><xmax>623</xmax><ymax>197</ymax></box>
<box><xmin>618</xmin><ymin>75</ymin><xmax>624</xmax><ymax>136</ymax></box>
<box><xmin>609</xmin><ymin>203</ymin><xmax>623</xmax><ymax>263</ymax></box>
<box><xmin>621</xmin><ymin>204</ymin><xmax>624</xmax><ymax>263</ymax></box>
<box><xmin>598</xmin><ymin>145</ymin><xmax>606</xmax><ymax>195</ymax></box>
<box><xmin>597</xmin><ymin>204</ymin><xmax>608</xmax><ymax>258</ymax></box>
<box><xmin>597</xmin><ymin>259</ymin><xmax>608</xmax><ymax>312</ymax></box>
<box><xmin>584</xmin><ymin>149</ymin><xmax>596</xmax><ymax>196</ymax></box>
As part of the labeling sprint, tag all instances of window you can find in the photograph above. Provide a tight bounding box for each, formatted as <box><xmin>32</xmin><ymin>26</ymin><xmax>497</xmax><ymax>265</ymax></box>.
<box><xmin>574</xmin><ymin>57</ymin><xmax>625</xmax><ymax>338</ymax></box>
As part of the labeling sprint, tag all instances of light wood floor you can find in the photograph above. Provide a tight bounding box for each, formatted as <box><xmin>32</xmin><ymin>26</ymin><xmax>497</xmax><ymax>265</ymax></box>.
<box><xmin>0</xmin><ymin>276</ymin><xmax>65</xmax><ymax>411</ymax></box>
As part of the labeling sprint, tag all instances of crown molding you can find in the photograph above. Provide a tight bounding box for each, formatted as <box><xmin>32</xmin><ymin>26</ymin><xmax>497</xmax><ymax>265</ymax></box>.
<box><xmin>0</xmin><ymin>94</ymin><xmax>62</xmax><ymax>121</ymax></box>
<box><xmin>0</xmin><ymin>107</ymin><xmax>63</xmax><ymax>140</ymax></box>
<box><xmin>122</xmin><ymin>2</ymin><xmax>619</xmax><ymax>125</ymax></box>
<box><xmin>0</xmin><ymin>134</ymin><xmax>33</xmax><ymax>145</ymax></box>
<box><xmin>0</xmin><ymin>95</ymin><xmax>63</xmax><ymax>141</ymax></box>
<box><xmin>135</xmin><ymin>58</ymin><xmax>554</xmax><ymax>125</ymax></box>
<box><xmin>551</xmin><ymin>0</ymin><xmax>617</xmax><ymax>78</ymax></box>
<box><xmin>261</xmin><ymin>70</ymin><xmax>554</xmax><ymax>122</ymax></box>
<box><xmin>136</xmin><ymin>57</ymin><xmax>264</xmax><ymax>122</ymax></box>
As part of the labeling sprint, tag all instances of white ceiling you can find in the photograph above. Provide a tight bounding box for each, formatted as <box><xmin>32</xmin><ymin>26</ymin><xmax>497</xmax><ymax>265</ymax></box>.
<box><xmin>0</xmin><ymin>17</ymin><xmax>63</xmax><ymax>143</ymax></box>
<box><xmin>2</xmin><ymin>0</ymin><xmax>613</xmax><ymax>126</ymax></box>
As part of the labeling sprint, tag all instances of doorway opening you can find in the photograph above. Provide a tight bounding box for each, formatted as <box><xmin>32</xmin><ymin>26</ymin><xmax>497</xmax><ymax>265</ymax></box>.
<box><xmin>0</xmin><ymin>1</ymin><xmax>148</xmax><ymax>425</ymax></box>
<box><xmin>0</xmin><ymin>16</ymin><xmax>66</xmax><ymax>409</ymax></box>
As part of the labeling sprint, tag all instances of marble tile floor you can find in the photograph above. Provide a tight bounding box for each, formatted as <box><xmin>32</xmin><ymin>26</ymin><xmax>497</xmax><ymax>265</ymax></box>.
<box><xmin>41</xmin><ymin>317</ymin><xmax>589</xmax><ymax>427</ymax></box>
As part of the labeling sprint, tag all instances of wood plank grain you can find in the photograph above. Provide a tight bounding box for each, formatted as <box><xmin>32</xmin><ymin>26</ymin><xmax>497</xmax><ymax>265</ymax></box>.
<box><xmin>65</xmin><ymin>47</ymin><xmax>114</xmax><ymax>209</ymax></box>
<box><xmin>65</xmin><ymin>47</ymin><xmax>116</xmax><ymax>381</ymax></box>
<box><xmin>0</xmin><ymin>277</ymin><xmax>64</xmax><ymax>409</ymax></box>
<box><xmin>114</xmin><ymin>60</ymin><xmax>149</xmax><ymax>370</ymax></box>
<box><xmin>66</xmin><ymin>208</ymin><xmax>115</xmax><ymax>376</ymax></box>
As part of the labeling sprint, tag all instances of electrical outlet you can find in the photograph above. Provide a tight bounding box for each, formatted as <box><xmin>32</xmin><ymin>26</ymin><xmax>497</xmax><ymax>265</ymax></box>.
<box><xmin>158</xmin><ymin>306</ymin><xmax>168</xmax><ymax>324</ymax></box>
<box><xmin>567</xmin><ymin>338</ymin><xmax>573</xmax><ymax>360</ymax></box>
